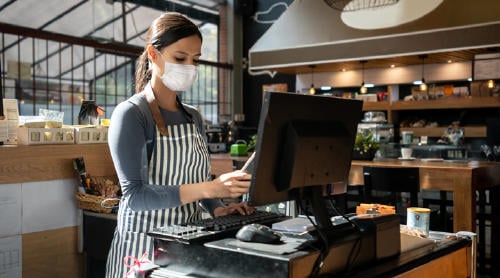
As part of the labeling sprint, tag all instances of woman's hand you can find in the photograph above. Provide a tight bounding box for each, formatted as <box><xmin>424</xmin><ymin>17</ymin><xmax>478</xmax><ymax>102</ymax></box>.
<box><xmin>209</xmin><ymin>170</ymin><xmax>252</xmax><ymax>199</ymax></box>
<box><xmin>214</xmin><ymin>202</ymin><xmax>255</xmax><ymax>217</ymax></box>
<box><xmin>180</xmin><ymin>170</ymin><xmax>251</xmax><ymax>205</ymax></box>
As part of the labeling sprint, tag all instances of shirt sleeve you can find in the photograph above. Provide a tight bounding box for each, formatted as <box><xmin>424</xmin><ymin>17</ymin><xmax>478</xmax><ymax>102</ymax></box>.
<box><xmin>200</xmin><ymin>199</ymin><xmax>225</xmax><ymax>216</ymax></box>
<box><xmin>108</xmin><ymin>98</ymin><xmax>182</xmax><ymax>211</ymax></box>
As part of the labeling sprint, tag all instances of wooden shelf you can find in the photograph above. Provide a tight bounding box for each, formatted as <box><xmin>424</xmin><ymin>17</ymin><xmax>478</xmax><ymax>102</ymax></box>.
<box><xmin>399</xmin><ymin>126</ymin><xmax>486</xmax><ymax>137</ymax></box>
<box><xmin>362</xmin><ymin>101</ymin><xmax>390</xmax><ymax>111</ymax></box>
<box><xmin>0</xmin><ymin>144</ymin><xmax>115</xmax><ymax>184</ymax></box>
<box><xmin>391</xmin><ymin>97</ymin><xmax>500</xmax><ymax>111</ymax></box>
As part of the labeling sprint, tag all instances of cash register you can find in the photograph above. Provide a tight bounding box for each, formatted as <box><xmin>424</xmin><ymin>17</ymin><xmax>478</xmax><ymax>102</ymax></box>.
<box><xmin>148</xmin><ymin>92</ymin><xmax>401</xmax><ymax>277</ymax></box>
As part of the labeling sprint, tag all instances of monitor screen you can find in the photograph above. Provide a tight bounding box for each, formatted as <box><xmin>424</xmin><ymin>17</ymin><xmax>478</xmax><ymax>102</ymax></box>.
<box><xmin>248</xmin><ymin>91</ymin><xmax>363</xmax><ymax>208</ymax></box>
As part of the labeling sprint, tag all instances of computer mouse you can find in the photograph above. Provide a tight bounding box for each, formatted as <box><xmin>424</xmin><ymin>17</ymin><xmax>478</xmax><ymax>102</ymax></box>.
<box><xmin>235</xmin><ymin>223</ymin><xmax>282</xmax><ymax>244</ymax></box>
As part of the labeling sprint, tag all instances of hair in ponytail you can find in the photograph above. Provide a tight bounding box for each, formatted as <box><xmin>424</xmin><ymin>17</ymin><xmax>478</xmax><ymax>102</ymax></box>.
<box><xmin>135</xmin><ymin>12</ymin><xmax>202</xmax><ymax>93</ymax></box>
<box><xmin>135</xmin><ymin>51</ymin><xmax>151</xmax><ymax>92</ymax></box>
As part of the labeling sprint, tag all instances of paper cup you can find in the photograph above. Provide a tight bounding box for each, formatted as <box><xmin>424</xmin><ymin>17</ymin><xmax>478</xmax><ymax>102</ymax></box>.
<box><xmin>402</xmin><ymin>131</ymin><xmax>414</xmax><ymax>145</ymax></box>
<box><xmin>407</xmin><ymin>207</ymin><xmax>430</xmax><ymax>236</ymax></box>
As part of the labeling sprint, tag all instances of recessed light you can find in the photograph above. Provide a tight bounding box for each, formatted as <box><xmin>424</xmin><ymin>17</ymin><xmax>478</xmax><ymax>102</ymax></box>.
<box><xmin>447</xmin><ymin>60</ymin><xmax>452</xmax><ymax>63</ymax></box>
<box><xmin>390</xmin><ymin>64</ymin><xmax>396</xmax><ymax>68</ymax></box>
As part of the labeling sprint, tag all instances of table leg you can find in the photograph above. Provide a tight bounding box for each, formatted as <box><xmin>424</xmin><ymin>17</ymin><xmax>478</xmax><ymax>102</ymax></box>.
<box><xmin>491</xmin><ymin>187</ymin><xmax>500</xmax><ymax>276</ymax></box>
<box><xmin>453</xmin><ymin>179</ymin><xmax>474</xmax><ymax>233</ymax></box>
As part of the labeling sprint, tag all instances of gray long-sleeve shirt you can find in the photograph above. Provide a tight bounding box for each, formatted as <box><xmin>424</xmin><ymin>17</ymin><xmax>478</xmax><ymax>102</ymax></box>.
<box><xmin>108</xmin><ymin>84</ymin><xmax>223</xmax><ymax>214</ymax></box>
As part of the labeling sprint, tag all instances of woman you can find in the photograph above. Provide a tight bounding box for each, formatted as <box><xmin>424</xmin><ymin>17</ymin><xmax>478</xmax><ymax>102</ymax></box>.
<box><xmin>105</xmin><ymin>12</ymin><xmax>252</xmax><ymax>277</ymax></box>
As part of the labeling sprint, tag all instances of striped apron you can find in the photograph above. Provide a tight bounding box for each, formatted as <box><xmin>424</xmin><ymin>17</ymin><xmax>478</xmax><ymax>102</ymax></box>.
<box><xmin>106</xmin><ymin>123</ymin><xmax>210</xmax><ymax>278</ymax></box>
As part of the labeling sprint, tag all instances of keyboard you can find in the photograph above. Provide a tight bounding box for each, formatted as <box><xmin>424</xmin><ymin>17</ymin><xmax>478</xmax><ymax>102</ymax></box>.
<box><xmin>148</xmin><ymin>210</ymin><xmax>289</xmax><ymax>244</ymax></box>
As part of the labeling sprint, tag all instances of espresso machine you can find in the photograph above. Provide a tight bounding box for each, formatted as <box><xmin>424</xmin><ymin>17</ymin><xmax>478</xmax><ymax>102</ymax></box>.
<box><xmin>206</xmin><ymin>124</ymin><xmax>228</xmax><ymax>153</ymax></box>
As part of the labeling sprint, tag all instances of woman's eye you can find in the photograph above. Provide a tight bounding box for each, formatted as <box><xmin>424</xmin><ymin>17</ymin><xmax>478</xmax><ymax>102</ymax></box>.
<box><xmin>193</xmin><ymin>59</ymin><xmax>200</xmax><ymax>65</ymax></box>
<box><xmin>175</xmin><ymin>57</ymin><xmax>186</xmax><ymax>63</ymax></box>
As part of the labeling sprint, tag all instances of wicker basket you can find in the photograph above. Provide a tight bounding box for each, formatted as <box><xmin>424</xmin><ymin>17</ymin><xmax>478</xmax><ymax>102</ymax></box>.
<box><xmin>75</xmin><ymin>175</ymin><xmax>121</xmax><ymax>213</ymax></box>
<box><xmin>75</xmin><ymin>192</ymin><xmax>119</xmax><ymax>213</ymax></box>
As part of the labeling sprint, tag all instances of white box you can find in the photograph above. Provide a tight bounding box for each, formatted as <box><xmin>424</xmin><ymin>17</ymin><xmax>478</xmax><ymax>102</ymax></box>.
<box><xmin>72</xmin><ymin>125</ymin><xmax>108</xmax><ymax>144</ymax></box>
<box><xmin>17</xmin><ymin>127</ymin><xmax>75</xmax><ymax>145</ymax></box>
<box><xmin>0</xmin><ymin>120</ymin><xmax>8</xmax><ymax>143</ymax></box>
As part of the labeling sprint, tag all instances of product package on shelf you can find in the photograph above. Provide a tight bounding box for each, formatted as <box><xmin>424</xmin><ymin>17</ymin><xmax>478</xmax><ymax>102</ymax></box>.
<box><xmin>17</xmin><ymin>126</ymin><xmax>75</xmax><ymax>145</ymax></box>
<box><xmin>72</xmin><ymin>125</ymin><xmax>109</xmax><ymax>144</ymax></box>
<box><xmin>0</xmin><ymin>119</ymin><xmax>7</xmax><ymax>143</ymax></box>
<box><xmin>2</xmin><ymin>99</ymin><xmax>20</xmax><ymax>144</ymax></box>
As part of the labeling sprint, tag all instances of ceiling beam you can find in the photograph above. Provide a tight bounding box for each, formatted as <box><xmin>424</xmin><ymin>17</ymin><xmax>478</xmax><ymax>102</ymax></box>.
<box><xmin>0</xmin><ymin>0</ymin><xmax>16</xmax><ymax>13</ymax></box>
<box><xmin>0</xmin><ymin>22</ymin><xmax>143</xmax><ymax>57</ymax></box>
<box><xmin>30</xmin><ymin>4</ymin><xmax>142</xmax><ymax>70</ymax></box>
<box><xmin>116</xmin><ymin>0</ymin><xmax>219</xmax><ymax>24</ymax></box>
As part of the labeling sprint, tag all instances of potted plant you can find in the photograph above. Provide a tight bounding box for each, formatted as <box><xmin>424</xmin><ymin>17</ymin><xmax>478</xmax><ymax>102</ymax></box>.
<box><xmin>353</xmin><ymin>129</ymin><xmax>380</xmax><ymax>160</ymax></box>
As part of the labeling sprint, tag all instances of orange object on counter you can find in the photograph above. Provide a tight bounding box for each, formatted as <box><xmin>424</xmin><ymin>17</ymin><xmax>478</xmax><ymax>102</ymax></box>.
<box><xmin>356</xmin><ymin>203</ymin><xmax>395</xmax><ymax>215</ymax></box>
<box><xmin>443</xmin><ymin>85</ymin><xmax>454</xmax><ymax>96</ymax></box>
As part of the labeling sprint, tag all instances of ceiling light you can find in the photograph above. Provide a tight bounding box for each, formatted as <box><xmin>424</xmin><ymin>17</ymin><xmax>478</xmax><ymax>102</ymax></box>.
<box><xmin>360</xmin><ymin>60</ymin><xmax>368</xmax><ymax>94</ymax></box>
<box><xmin>418</xmin><ymin>54</ymin><xmax>428</xmax><ymax>91</ymax></box>
<box><xmin>488</xmin><ymin>79</ymin><xmax>495</xmax><ymax>89</ymax></box>
<box><xmin>390</xmin><ymin>64</ymin><xmax>396</xmax><ymax>68</ymax></box>
<box><xmin>447</xmin><ymin>60</ymin><xmax>452</xmax><ymax>63</ymax></box>
<box><xmin>309</xmin><ymin>65</ymin><xmax>316</xmax><ymax>95</ymax></box>
<box><xmin>324</xmin><ymin>0</ymin><xmax>400</xmax><ymax>12</ymax></box>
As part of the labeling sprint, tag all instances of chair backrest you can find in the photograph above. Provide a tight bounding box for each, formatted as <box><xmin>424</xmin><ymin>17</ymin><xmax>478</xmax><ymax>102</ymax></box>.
<box><xmin>362</xmin><ymin>166</ymin><xmax>420</xmax><ymax>208</ymax></box>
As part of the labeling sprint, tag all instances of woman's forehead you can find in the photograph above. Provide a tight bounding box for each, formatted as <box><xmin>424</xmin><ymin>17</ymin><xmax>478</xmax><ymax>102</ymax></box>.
<box><xmin>162</xmin><ymin>35</ymin><xmax>202</xmax><ymax>55</ymax></box>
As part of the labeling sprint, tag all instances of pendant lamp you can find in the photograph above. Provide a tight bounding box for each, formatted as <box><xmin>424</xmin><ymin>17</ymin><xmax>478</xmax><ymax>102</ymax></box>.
<box><xmin>309</xmin><ymin>65</ymin><xmax>316</xmax><ymax>95</ymax></box>
<box><xmin>488</xmin><ymin>79</ymin><xmax>495</xmax><ymax>89</ymax></box>
<box><xmin>360</xmin><ymin>60</ymin><xmax>367</xmax><ymax>94</ymax></box>
<box><xmin>419</xmin><ymin>55</ymin><xmax>428</xmax><ymax>91</ymax></box>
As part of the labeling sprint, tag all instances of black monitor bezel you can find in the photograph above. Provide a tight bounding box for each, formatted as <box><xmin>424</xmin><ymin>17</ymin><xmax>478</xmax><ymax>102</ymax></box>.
<box><xmin>247</xmin><ymin>91</ymin><xmax>363</xmax><ymax>208</ymax></box>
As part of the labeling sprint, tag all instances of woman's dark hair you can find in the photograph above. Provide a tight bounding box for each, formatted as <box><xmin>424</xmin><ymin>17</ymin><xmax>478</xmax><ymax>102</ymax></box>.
<box><xmin>135</xmin><ymin>12</ymin><xmax>202</xmax><ymax>92</ymax></box>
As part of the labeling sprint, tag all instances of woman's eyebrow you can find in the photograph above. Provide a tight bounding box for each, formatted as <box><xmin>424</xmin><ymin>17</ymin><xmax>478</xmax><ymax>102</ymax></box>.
<box><xmin>173</xmin><ymin>50</ymin><xmax>202</xmax><ymax>57</ymax></box>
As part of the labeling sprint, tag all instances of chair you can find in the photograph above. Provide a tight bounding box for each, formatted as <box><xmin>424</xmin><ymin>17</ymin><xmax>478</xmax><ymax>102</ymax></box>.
<box><xmin>340</xmin><ymin>184</ymin><xmax>365</xmax><ymax>214</ymax></box>
<box><xmin>362</xmin><ymin>166</ymin><xmax>420</xmax><ymax>222</ymax></box>
<box><xmin>421</xmin><ymin>190</ymin><xmax>454</xmax><ymax>232</ymax></box>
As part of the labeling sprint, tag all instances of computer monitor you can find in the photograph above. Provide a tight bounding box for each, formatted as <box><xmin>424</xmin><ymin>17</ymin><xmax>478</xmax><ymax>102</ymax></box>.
<box><xmin>248</xmin><ymin>91</ymin><xmax>363</xmax><ymax>235</ymax></box>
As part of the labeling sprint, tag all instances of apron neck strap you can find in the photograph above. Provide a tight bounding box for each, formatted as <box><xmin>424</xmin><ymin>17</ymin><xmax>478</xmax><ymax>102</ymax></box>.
<box><xmin>144</xmin><ymin>89</ymin><xmax>169</xmax><ymax>136</ymax></box>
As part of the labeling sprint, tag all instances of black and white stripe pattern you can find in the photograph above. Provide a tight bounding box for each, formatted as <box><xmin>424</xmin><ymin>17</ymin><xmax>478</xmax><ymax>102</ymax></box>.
<box><xmin>106</xmin><ymin>123</ymin><xmax>210</xmax><ymax>278</ymax></box>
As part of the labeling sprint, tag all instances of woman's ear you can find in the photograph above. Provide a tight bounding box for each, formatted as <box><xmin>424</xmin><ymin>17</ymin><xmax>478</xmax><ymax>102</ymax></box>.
<box><xmin>146</xmin><ymin>45</ymin><xmax>157</xmax><ymax>63</ymax></box>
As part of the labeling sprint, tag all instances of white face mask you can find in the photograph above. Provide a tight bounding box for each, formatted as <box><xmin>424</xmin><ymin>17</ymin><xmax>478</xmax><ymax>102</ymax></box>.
<box><xmin>160</xmin><ymin>61</ymin><xmax>198</xmax><ymax>92</ymax></box>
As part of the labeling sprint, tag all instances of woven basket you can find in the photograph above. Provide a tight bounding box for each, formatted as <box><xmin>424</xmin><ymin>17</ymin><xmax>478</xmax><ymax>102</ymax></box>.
<box><xmin>75</xmin><ymin>175</ymin><xmax>121</xmax><ymax>213</ymax></box>
<box><xmin>75</xmin><ymin>192</ymin><xmax>119</xmax><ymax>213</ymax></box>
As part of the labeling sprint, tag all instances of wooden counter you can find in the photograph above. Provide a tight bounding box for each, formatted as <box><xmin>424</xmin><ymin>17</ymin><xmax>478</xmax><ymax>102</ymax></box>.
<box><xmin>0</xmin><ymin>144</ymin><xmax>115</xmax><ymax>184</ymax></box>
<box><xmin>0</xmin><ymin>143</ymin><xmax>115</xmax><ymax>278</ymax></box>
<box><xmin>0</xmin><ymin>145</ymin><xmax>239</xmax><ymax>184</ymax></box>
<box><xmin>3</xmin><ymin>146</ymin><xmax>497</xmax><ymax>276</ymax></box>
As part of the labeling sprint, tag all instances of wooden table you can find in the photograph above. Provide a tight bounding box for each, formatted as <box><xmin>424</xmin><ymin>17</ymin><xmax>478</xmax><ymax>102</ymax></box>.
<box><xmin>211</xmin><ymin>154</ymin><xmax>500</xmax><ymax>232</ymax></box>
<box><xmin>349</xmin><ymin>159</ymin><xmax>500</xmax><ymax>233</ymax></box>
